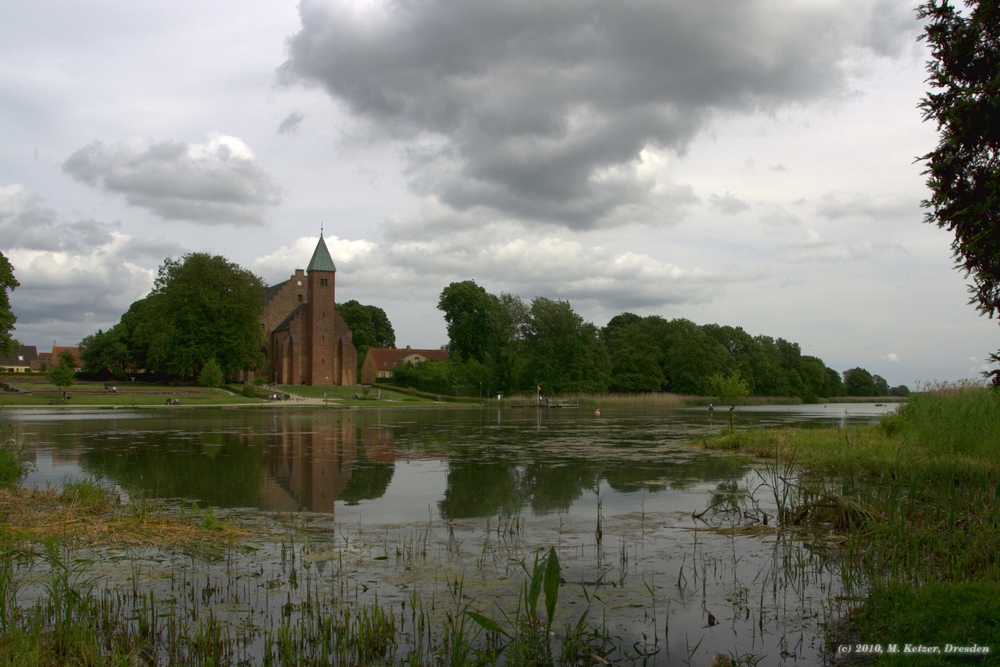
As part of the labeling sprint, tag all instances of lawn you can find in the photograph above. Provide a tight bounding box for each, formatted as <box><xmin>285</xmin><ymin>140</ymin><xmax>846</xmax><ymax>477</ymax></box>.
<box><xmin>279</xmin><ymin>383</ymin><xmax>450</xmax><ymax>407</ymax></box>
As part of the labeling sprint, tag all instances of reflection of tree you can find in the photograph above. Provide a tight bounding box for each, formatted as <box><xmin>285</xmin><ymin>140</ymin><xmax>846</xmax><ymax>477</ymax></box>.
<box><xmin>438</xmin><ymin>459</ymin><xmax>522</xmax><ymax>520</ymax></box>
<box><xmin>83</xmin><ymin>433</ymin><xmax>266</xmax><ymax>508</ymax></box>
<box><xmin>604</xmin><ymin>457</ymin><xmax>748</xmax><ymax>493</ymax></box>
<box><xmin>524</xmin><ymin>462</ymin><xmax>597</xmax><ymax>515</ymax></box>
<box><xmin>439</xmin><ymin>450</ymin><xmax>751</xmax><ymax>520</ymax></box>
<box><xmin>338</xmin><ymin>444</ymin><xmax>394</xmax><ymax>506</ymax></box>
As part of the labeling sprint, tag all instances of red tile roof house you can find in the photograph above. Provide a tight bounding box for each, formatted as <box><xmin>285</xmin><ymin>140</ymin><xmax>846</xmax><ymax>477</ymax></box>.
<box><xmin>360</xmin><ymin>347</ymin><xmax>449</xmax><ymax>385</ymax></box>
<box><xmin>29</xmin><ymin>346</ymin><xmax>82</xmax><ymax>371</ymax></box>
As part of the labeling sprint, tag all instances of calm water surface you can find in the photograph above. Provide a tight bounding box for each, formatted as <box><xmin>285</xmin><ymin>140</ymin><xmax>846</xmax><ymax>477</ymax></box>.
<box><xmin>7</xmin><ymin>404</ymin><xmax>895</xmax><ymax>665</ymax></box>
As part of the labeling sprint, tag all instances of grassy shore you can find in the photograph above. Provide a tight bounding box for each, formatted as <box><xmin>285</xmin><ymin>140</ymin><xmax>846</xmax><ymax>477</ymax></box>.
<box><xmin>696</xmin><ymin>381</ymin><xmax>1000</xmax><ymax>664</ymax></box>
<box><xmin>0</xmin><ymin>427</ymin><xmax>623</xmax><ymax>666</ymax></box>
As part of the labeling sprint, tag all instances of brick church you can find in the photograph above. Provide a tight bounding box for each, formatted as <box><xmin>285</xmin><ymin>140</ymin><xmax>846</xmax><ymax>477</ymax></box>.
<box><xmin>262</xmin><ymin>235</ymin><xmax>357</xmax><ymax>385</ymax></box>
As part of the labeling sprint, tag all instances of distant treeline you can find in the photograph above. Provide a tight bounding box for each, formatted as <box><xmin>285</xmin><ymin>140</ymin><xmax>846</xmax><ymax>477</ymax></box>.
<box><xmin>76</xmin><ymin>253</ymin><xmax>906</xmax><ymax>401</ymax></box>
<box><xmin>393</xmin><ymin>280</ymin><xmax>909</xmax><ymax>401</ymax></box>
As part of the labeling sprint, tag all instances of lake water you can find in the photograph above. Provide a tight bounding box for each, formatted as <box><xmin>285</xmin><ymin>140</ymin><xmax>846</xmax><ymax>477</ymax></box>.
<box><xmin>6</xmin><ymin>403</ymin><xmax>895</xmax><ymax>665</ymax></box>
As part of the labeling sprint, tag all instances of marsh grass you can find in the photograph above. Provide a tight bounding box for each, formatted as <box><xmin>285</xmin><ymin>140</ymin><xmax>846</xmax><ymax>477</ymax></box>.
<box><xmin>0</xmin><ymin>541</ymin><xmax>615</xmax><ymax>667</ymax></box>
<box><xmin>0</xmin><ymin>480</ymin><xmax>245</xmax><ymax>552</ymax></box>
<box><xmin>0</xmin><ymin>423</ymin><xmax>30</xmax><ymax>491</ymax></box>
<box><xmin>0</xmin><ymin>469</ymin><xmax>617</xmax><ymax>666</ymax></box>
<box><xmin>697</xmin><ymin>382</ymin><xmax>1000</xmax><ymax>662</ymax></box>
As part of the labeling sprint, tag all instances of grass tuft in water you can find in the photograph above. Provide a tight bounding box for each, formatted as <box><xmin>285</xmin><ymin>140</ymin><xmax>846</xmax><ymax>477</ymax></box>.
<box><xmin>697</xmin><ymin>382</ymin><xmax>1000</xmax><ymax>662</ymax></box>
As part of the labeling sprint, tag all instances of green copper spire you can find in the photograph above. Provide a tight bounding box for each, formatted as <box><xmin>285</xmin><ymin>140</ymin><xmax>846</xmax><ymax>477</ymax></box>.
<box><xmin>307</xmin><ymin>233</ymin><xmax>337</xmax><ymax>273</ymax></box>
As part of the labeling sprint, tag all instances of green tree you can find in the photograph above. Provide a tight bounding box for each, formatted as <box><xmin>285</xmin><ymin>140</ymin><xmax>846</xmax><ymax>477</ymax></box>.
<box><xmin>437</xmin><ymin>280</ymin><xmax>501</xmax><ymax>364</ymax></box>
<box><xmin>843</xmin><ymin>367</ymin><xmax>876</xmax><ymax>397</ymax></box>
<box><xmin>523</xmin><ymin>297</ymin><xmax>611</xmax><ymax>393</ymax></box>
<box><xmin>664</xmin><ymin>320</ymin><xmax>730</xmax><ymax>395</ymax></box>
<box><xmin>873</xmin><ymin>374</ymin><xmax>890</xmax><ymax>396</ymax></box>
<box><xmin>337</xmin><ymin>300</ymin><xmax>396</xmax><ymax>362</ymax></box>
<box><xmin>392</xmin><ymin>359</ymin><xmax>452</xmax><ymax>394</ymax></box>
<box><xmin>0</xmin><ymin>252</ymin><xmax>18</xmax><ymax>356</ymax></box>
<box><xmin>603</xmin><ymin>315</ymin><xmax>665</xmax><ymax>392</ymax></box>
<box><xmin>47</xmin><ymin>355</ymin><xmax>75</xmax><ymax>395</ymax></box>
<box><xmin>80</xmin><ymin>329</ymin><xmax>130</xmax><ymax>378</ymax></box>
<box><xmin>919</xmin><ymin>1</ymin><xmax>1000</xmax><ymax>382</ymax></box>
<box><xmin>709</xmin><ymin>371</ymin><xmax>750</xmax><ymax>428</ymax></box>
<box><xmin>199</xmin><ymin>358</ymin><xmax>225</xmax><ymax>393</ymax></box>
<box><xmin>145</xmin><ymin>254</ymin><xmax>266</xmax><ymax>378</ymax></box>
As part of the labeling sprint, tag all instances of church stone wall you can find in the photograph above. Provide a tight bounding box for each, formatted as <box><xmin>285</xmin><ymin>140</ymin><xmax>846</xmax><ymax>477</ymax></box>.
<box><xmin>262</xmin><ymin>269</ymin><xmax>306</xmax><ymax>362</ymax></box>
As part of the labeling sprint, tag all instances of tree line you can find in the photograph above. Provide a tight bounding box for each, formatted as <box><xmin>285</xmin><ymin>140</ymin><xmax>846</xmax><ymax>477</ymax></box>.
<box><xmin>73</xmin><ymin>254</ymin><xmax>905</xmax><ymax>399</ymax></box>
<box><xmin>79</xmin><ymin>253</ymin><xmax>394</xmax><ymax>382</ymax></box>
<box><xmin>393</xmin><ymin>280</ymin><xmax>910</xmax><ymax>400</ymax></box>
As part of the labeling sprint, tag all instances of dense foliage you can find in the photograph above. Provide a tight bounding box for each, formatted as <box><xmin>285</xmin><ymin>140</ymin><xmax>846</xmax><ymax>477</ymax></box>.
<box><xmin>421</xmin><ymin>280</ymin><xmax>886</xmax><ymax>400</ymax></box>
<box><xmin>0</xmin><ymin>251</ymin><xmax>18</xmax><ymax>357</ymax></box>
<box><xmin>81</xmin><ymin>254</ymin><xmax>266</xmax><ymax>380</ymax></box>
<box><xmin>337</xmin><ymin>300</ymin><xmax>396</xmax><ymax>362</ymax></box>
<box><xmin>919</xmin><ymin>0</ymin><xmax>1000</xmax><ymax>381</ymax></box>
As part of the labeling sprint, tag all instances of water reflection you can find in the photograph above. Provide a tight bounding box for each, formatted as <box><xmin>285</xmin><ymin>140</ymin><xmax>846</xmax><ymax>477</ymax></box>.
<box><xmin>10</xmin><ymin>405</ymin><xmax>892</xmax><ymax>518</ymax></box>
<box><xmin>6</xmin><ymin>405</ymin><xmax>896</xmax><ymax>665</ymax></box>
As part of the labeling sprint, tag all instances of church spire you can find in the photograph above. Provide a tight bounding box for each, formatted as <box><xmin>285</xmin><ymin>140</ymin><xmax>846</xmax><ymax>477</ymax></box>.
<box><xmin>307</xmin><ymin>232</ymin><xmax>337</xmax><ymax>272</ymax></box>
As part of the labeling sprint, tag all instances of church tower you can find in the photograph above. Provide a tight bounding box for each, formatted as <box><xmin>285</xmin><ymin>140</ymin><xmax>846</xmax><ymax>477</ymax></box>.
<box><xmin>305</xmin><ymin>233</ymin><xmax>339</xmax><ymax>385</ymax></box>
<box><xmin>262</xmin><ymin>233</ymin><xmax>357</xmax><ymax>386</ymax></box>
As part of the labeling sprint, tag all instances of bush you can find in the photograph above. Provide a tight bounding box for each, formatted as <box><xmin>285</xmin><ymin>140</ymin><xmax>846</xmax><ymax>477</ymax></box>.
<box><xmin>199</xmin><ymin>358</ymin><xmax>224</xmax><ymax>390</ymax></box>
<box><xmin>242</xmin><ymin>384</ymin><xmax>258</xmax><ymax>398</ymax></box>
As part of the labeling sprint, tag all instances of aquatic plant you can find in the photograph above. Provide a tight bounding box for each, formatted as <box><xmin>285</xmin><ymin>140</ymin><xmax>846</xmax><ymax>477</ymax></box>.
<box><xmin>0</xmin><ymin>423</ymin><xmax>28</xmax><ymax>491</ymax></box>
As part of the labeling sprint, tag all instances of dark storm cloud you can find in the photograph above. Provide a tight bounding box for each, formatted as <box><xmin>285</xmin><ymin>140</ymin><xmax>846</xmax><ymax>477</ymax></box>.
<box><xmin>62</xmin><ymin>136</ymin><xmax>281</xmax><ymax>225</ymax></box>
<box><xmin>282</xmin><ymin>0</ymin><xmax>916</xmax><ymax>229</ymax></box>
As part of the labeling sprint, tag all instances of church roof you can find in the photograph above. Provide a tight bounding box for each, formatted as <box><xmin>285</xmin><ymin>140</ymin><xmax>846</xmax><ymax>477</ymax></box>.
<box><xmin>307</xmin><ymin>234</ymin><xmax>337</xmax><ymax>273</ymax></box>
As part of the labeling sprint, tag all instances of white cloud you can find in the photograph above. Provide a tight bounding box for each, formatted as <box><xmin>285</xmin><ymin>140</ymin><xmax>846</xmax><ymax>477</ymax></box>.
<box><xmin>6</xmin><ymin>234</ymin><xmax>156</xmax><ymax>344</ymax></box>
<box><xmin>816</xmin><ymin>190</ymin><xmax>917</xmax><ymax>219</ymax></box>
<box><xmin>62</xmin><ymin>134</ymin><xmax>281</xmax><ymax>225</ymax></box>
<box><xmin>252</xmin><ymin>234</ymin><xmax>378</xmax><ymax>283</ymax></box>
<box><xmin>253</xmin><ymin>222</ymin><xmax>723</xmax><ymax>314</ymax></box>
<box><xmin>708</xmin><ymin>192</ymin><xmax>750</xmax><ymax>215</ymax></box>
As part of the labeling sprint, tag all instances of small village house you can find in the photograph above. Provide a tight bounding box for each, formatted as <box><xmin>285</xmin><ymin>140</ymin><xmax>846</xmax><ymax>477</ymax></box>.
<box><xmin>0</xmin><ymin>345</ymin><xmax>38</xmax><ymax>373</ymax></box>
<box><xmin>360</xmin><ymin>347</ymin><xmax>449</xmax><ymax>385</ymax></box>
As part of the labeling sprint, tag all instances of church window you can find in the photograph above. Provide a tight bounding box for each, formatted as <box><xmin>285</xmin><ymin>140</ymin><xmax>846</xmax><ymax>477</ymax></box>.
<box><xmin>298</xmin><ymin>294</ymin><xmax>303</xmax><ymax>302</ymax></box>
<box><xmin>320</xmin><ymin>278</ymin><xmax>328</xmax><ymax>287</ymax></box>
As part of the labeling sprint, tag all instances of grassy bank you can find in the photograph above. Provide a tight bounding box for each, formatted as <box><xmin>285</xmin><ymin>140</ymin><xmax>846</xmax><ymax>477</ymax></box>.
<box><xmin>0</xmin><ymin>377</ymin><xmax>260</xmax><ymax>407</ymax></box>
<box><xmin>696</xmin><ymin>382</ymin><xmax>1000</xmax><ymax>664</ymax></box>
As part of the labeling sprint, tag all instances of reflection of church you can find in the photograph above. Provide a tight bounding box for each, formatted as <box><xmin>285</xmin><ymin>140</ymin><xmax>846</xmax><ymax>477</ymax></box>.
<box><xmin>261</xmin><ymin>414</ymin><xmax>397</xmax><ymax>512</ymax></box>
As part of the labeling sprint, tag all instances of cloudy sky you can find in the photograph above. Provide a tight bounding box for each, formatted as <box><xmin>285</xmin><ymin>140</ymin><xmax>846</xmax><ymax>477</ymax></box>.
<box><xmin>2</xmin><ymin>0</ymin><xmax>995</xmax><ymax>385</ymax></box>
